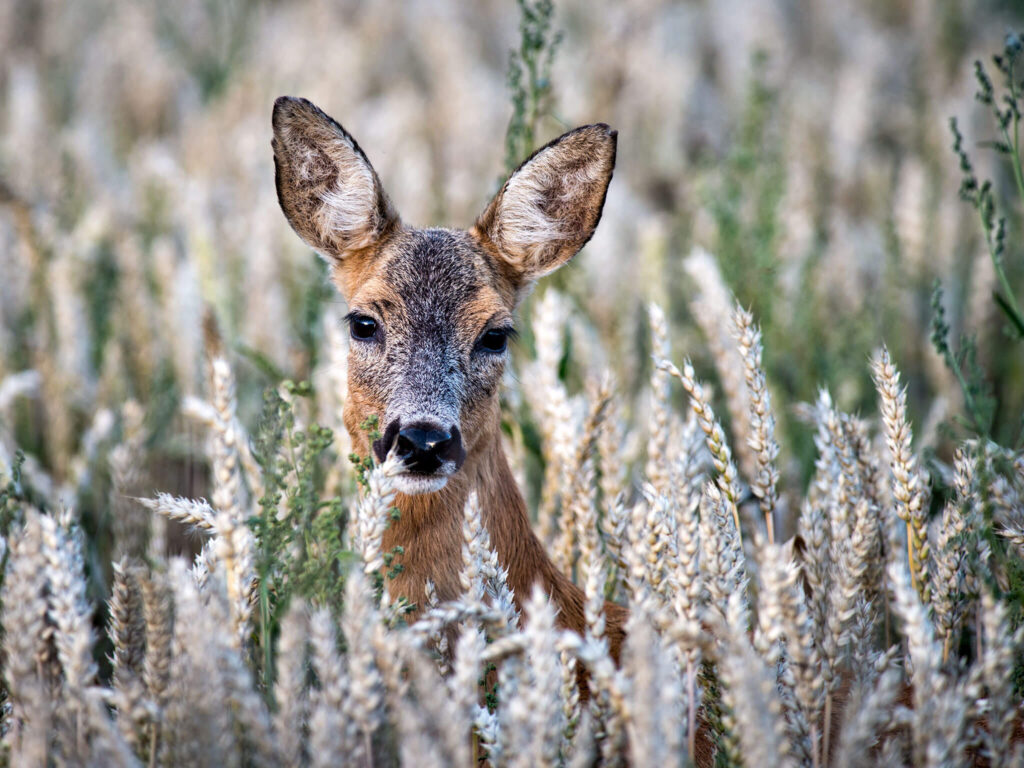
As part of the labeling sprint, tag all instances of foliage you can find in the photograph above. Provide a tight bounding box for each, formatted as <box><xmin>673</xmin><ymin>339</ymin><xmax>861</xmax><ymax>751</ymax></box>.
<box><xmin>0</xmin><ymin>2</ymin><xmax>1023</xmax><ymax>765</ymax></box>
<box><xmin>0</xmin><ymin>451</ymin><xmax>25</xmax><ymax>538</ymax></box>
<box><xmin>504</xmin><ymin>0</ymin><xmax>563</xmax><ymax>175</ymax></box>
<box><xmin>934</xmin><ymin>34</ymin><xmax>1024</xmax><ymax>671</ymax></box>
<box><xmin>249</xmin><ymin>381</ymin><xmax>352</xmax><ymax>689</ymax></box>
<box><xmin>154</xmin><ymin>0</ymin><xmax>259</xmax><ymax>102</ymax></box>
<box><xmin>930</xmin><ymin>280</ymin><xmax>997</xmax><ymax>438</ymax></box>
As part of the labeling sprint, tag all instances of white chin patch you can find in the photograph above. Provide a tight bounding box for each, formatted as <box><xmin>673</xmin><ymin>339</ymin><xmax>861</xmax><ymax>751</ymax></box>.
<box><xmin>393</xmin><ymin>473</ymin><xmax>449</xmax><ymax>495</ymax></box>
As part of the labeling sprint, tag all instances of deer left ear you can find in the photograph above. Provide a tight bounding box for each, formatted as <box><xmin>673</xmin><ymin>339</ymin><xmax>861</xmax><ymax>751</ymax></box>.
<box><xmin>472</xmin><ymin>124</ymin><xmax>617</xmax><ymax>286</ymax></box>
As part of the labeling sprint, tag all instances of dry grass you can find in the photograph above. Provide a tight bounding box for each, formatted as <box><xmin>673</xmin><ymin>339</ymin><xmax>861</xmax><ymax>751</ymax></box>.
<box><xmin>1</xmin><ymin>0</ymin><xmax>1024</xmax><ymax>766</ymax></box>
<box><xmin>1</xmin><ymin>292</ymin><xmax>1023</xmax><ymax>765</ymax></box>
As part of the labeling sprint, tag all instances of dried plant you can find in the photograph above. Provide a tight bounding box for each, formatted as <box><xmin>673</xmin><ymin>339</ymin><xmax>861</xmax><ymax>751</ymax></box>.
<box><xmin>1</xmin><ymin>6</ymin><xmax>1024</xmax><ymax>767</ymax></box>
<box><xmin>872</xmin><ymin>346</ymin><xmax>931</xmax><ymax>604</ymax></box>
<box><xmin>4</xmin><ymin>218</ymin><xmax>1024</xmax><ymax>768</ymax></box>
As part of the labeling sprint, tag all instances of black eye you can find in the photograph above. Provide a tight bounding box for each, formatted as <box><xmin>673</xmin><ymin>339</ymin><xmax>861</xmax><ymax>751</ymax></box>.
<box><xmin>479</xmin><ymin>328</ymin><xmax>509</xmax><ymax>353</ymax></box>
<box><xmin>349</xmin><ymin>315</ymin><xmax>378</xmax><ymax>341</ymax></box>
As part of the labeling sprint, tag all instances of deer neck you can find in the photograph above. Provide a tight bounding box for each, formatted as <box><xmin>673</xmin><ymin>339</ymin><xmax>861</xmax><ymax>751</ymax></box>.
<box><xmin>380</xmin><ymin>428</ymin><xmax>554</xmax><ymax>613</ymax></box>
<box><xmin>377</xmin><ymin>422</ymin><xmax>610</xmax><ymax>662</ymax></box>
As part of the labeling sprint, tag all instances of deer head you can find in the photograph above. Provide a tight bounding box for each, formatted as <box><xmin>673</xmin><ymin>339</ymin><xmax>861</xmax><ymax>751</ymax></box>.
<box><xmin>272</xmin><ymin>96</ymin><xmax>616</xmax><ymax>496</ymax></box>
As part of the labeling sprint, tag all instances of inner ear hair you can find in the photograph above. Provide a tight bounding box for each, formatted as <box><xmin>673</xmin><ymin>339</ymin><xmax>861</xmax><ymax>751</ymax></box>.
<box><xmin>271</xmin><ymin>96</ymin><xmax>400</xmax><ymax>262</ymax></box>
<box><xmin>474</xmin><ymin>123</ymin><xmax>617</xmax><ymax>285</ymax></box>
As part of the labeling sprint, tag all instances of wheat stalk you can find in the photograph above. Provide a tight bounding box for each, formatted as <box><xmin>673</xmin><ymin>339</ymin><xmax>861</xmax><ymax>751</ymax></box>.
<box><xmin>733</xmin><ymin>304</ymin><xmax>780</xmax><ymax>543</ymax></box>
<box><xmin>658</xmin><ymin>358</ymin><xmax>745</xmax><ymax>548</ymax></box>
<box><xmin>872</xmin><ymin>346</ymin><xmax>930</xmax><ymax>604</ymax></box>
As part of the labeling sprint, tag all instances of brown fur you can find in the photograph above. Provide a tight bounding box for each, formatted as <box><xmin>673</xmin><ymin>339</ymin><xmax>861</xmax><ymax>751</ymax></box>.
<box><xmin>384</xmin><ymin>419</ymin><xmax>627</xmax><ymax>662</ymax></box>
<box><xmin>272</xmin><ymin>97</ymin><xmax>400</xmax><ymax>260</ymax></box>
<box><xmin>272</xmin><ymin>96</ymin><xmax>1024</xmax><ymax>768</ymax></box>
<box><xmin>271</xmin><ymin>97</ymin><xmax>625</xmax><ymax>663</ymax></box>
<box><xmin>473</xmin><ymin>123</ymin><xmax>617</xmax><ymax>290</ymax></box>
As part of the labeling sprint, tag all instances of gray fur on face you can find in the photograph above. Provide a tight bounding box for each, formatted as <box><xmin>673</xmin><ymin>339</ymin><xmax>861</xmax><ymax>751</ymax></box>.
<box><xmin>351</xmin><ymin>229</ymin><xmax>508</xmax><ymax>459</ymax></box>
<box><xmin>273</xmin><ymin>99</ymin><xmax>617</xmax><ymax>492</ymax></box>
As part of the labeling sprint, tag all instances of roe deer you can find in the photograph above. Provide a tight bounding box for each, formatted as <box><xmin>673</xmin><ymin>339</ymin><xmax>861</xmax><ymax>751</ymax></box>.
<box><xmin>271</xmin><ymin>96</ymin><xmax>627</xmax><ymax>661</ymax></box>
<box><xmin>273</xmin><ymin>100</ymin><xmax>1024</xmax><ymax>768</ymax></box>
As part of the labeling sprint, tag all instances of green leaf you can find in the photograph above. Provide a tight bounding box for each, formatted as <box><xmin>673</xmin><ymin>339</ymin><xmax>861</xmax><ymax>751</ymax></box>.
<box><xmin>994</xmin><ymin>290</ymin><xmax>1024</xmax><ymax>338</ymax></box>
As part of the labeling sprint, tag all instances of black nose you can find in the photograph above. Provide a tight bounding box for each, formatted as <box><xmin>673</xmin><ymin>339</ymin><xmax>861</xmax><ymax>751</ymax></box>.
<box><xmin>375</xmin><ymin>421</ymin><xmax>465</xmax><ymax>474</ymax></box>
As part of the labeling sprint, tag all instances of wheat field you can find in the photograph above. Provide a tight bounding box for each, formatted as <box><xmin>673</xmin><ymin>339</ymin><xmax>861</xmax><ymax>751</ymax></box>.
<box><xmin>1</xmin><ymin>0</ymin><xmax>1024</xmax><ymax>766</ymax></box>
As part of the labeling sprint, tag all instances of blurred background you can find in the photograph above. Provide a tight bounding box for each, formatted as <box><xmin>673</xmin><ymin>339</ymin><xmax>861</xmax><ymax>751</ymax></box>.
<box><xmin>2</xmin><ymin>0</ymin><xmax>1024</xmax><ymax>564</ymax></box>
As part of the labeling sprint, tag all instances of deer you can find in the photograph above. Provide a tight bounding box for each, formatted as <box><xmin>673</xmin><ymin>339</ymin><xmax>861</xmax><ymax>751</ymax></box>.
<box><xmin>270</xmin><ymin>96</ymin><xmax>628</xmax><ymax>664</ymax></box>
<box><xmin>271</xmin><ymin>98</ymin><xmax>1024</xmax><ymax>768</ymax></box>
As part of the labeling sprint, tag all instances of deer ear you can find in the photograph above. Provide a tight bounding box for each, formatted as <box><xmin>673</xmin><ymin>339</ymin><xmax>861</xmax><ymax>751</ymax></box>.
<box><xmin>272</xmin><ymin>96</ymin><xmax>399</xmax><ymax>262</ymax></box>
<box><xmin>473</xmin><ymin>124</ymin><xmax>616</xmax><ymax>285</ymax></box>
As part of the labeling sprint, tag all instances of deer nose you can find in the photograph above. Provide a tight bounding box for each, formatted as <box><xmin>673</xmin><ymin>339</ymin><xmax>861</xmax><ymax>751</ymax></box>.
<box><xmin>393</xmin><ymin>423</ymin><xmax>462</xmax><ymax>474</ymax></box>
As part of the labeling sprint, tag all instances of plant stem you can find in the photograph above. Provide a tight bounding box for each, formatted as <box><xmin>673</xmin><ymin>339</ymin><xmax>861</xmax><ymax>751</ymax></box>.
<box><xmin>149</xmin><ymin>724</ymin><xmax>159</xmax><ymax>768</ymax></box>
<box><xmin>945</xmin><ymin>341</ymin><xmax>986</xmax><ymax>436</ymax></box>
<box><xmin>1004</xmin><ymin>57</ymin><xmax>1024</xmax><ymax>208</ymax></box>
<box><xmin>732</xmin><ymin>506</ymin><xmax>744</xmax><ymax>553</ymax></box>
<box><xmin>979</xmin><ymin>205</ymin><xmax>1023</xmax><ymax>331</ymax></box>
<box><xmin>261</xmin><ymin>578</ymin><xmax>273</xmax><ymax>695</ymax></box>
<box><xmin>687</xmin><ymin>659</ymin><xmax>696</xmax><ymax>762</ymax></box>
<box><xmin>1005</xmin><ymin>120</ymin><xmax>1024</xmax><ymax>209</ymax></box>
<box><xmin>524</xmin><ymin>46</ymin><xmax>538</xmax><ymax>153</ymax></box>
<box><xmin>822</xmin><ymin>692</ymin><xmax>832</xmax><ymax>765</ymax></box>
<box><xmin>906</xmin><ymin>530</ymin><xmax>918</xmax><ymax>596</ymax></box>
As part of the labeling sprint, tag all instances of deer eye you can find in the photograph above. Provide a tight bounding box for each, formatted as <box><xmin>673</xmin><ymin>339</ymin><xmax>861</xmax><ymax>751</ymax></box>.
<box><xmin>478</xmin><ymin>328</ymin><xmax>510</xmax><ymax>354</ymax></box>
<box><xmin>348</xmin><ymin>314</ymin><xmax>378</xmax><ymax>341</ymax></box>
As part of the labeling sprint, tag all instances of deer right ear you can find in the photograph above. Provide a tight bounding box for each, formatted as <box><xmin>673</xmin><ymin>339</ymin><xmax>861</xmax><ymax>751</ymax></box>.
<box><xmin>272</xmin><ymin>97</ymin><xmax>399</xmax><ymax>262</ymax></box>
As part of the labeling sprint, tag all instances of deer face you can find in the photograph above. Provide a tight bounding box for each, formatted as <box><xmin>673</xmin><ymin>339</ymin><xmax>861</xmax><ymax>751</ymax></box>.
<box><xmin>272</xmin><ymin>97</ymin><xmax>616</xmax><ymax>495</ymax></box>
<box><xmin>333</xmin><ymin>227</ymin><xmax>517</xmax><ymax>494</ymax></box>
